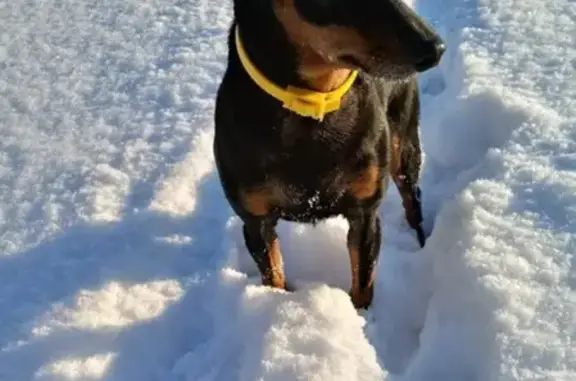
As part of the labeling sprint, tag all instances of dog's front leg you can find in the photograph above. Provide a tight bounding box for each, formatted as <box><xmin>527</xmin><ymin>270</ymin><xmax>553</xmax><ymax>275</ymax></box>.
<box><xmin>388</xmin><ymin>83</ymin><xmax>427</xmax><ymax>247</ymax></box>
<box><xmin>346</xmin><ymin>208</ymin><xmax>382</xmax><ymax>309</ymax></box>
<box><xmin>242</xmin><ymin>217</ymin><xmax>286</xmax><ymax>290</ymax></box>
<box><xmin>390</xmin><ymin>132</ymin><xmax>426</xmax><ymax>248</ymax></box>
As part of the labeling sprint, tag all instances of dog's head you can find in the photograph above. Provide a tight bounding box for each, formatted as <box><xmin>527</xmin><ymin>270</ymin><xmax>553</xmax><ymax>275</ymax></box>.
<box><xmin>270</xmin><ymin>0</ymin><xmax>445</xmax><ymax>80</ymax></box>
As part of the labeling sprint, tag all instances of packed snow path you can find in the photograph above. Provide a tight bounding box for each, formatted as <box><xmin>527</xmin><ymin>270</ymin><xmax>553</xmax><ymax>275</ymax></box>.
<box><xmin>0</xmin><ymin>0</ymin><xmax>574</xmax><ymax>380</ymax></box>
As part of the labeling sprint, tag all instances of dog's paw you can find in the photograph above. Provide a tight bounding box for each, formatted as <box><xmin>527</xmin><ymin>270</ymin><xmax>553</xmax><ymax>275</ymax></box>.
<box><xmin>349</xmin><ymin>285</ymin><xmax>374</xmax><ymax>310</ymax></box>
<box><xmin>415</xmin><ymin>224</ymin><xmax>427</xmax><ymax>248</ymax></box>
<box><xmin>284</xmin><ymin>281</ymin><xmax>297</xmax><ymax>292</ymax></box>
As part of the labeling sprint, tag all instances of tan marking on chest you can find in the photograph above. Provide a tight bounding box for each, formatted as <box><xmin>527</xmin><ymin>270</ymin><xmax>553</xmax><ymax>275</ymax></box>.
<box><xmin>349</xmin><ymin>164</ymin><xmax>380</xmax><ymax>200</ymax></box>
<box><xmin>240</xmin><ymin>181</ymin><xmax>290</xmax><ymax>217</ymax></box>
<box><xmin>298</xmin><ymin>50</ymin><xmax>354</xmax><ymax>92</ymax></box>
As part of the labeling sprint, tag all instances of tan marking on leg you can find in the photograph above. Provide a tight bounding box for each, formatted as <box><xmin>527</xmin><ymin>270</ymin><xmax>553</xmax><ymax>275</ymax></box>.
<box><xmin>354</xmin><ymin>282</ymin><xmax>375</xmax><ymax>309</ymax></box>
<box><xmin>347</xmin><ymin>245</ymin><xmax>375</xmax><ymax>308</ymax></box>
<box><xmin>348</xmin><ymin>245</ymin><xmax>360</xmax><ymax>302</ymax></box>
<box><xmin>263</xmin><ymin>238</ymin><xmax>286</xmax><ymax>289</ymax></box>
<box><xmin>389</xmin><ymin>134</ymin><xmax>419</xmax><ymax>226</ymax></box>
<box><xmin>389</xmin><ymin>134</ymin><xmax>402</xmax><ymax>179</ymax></box>
<box><xmin>350</xmin><ymin>165</ymin><xmax>380</xmax><ymax>200</ymax></box>
<box><xmin>273</xmin><ymin>0</ymin><xmax>368</xmax><ymax>92</ymax></box>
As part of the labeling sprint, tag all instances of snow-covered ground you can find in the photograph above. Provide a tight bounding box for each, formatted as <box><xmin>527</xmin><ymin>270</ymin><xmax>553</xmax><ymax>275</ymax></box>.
<box><xmin>0</xmin><ymin>0</ymin><xmax>574</xmax><ymax>379</ymax></box>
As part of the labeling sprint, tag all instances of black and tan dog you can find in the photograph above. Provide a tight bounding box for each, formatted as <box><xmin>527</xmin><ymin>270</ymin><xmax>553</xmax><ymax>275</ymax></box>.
<box><xmin>213</xmin><ymin>0</ymin><xmax>445</xmax><ymax>308</ymax></box>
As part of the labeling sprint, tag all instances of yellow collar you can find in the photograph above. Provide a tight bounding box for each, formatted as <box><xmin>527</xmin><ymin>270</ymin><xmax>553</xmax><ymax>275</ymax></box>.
<box><xmin>234</xmin><ymin>27</ymin><xmax>358</xmax><ymax>121</ymax></box>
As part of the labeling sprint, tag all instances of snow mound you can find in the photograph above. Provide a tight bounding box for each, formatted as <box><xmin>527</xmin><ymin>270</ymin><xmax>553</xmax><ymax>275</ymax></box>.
<box><xmin>0</xmin><ymin>0</ymin><xmax>574</xmax><ymax>380</ymax></box>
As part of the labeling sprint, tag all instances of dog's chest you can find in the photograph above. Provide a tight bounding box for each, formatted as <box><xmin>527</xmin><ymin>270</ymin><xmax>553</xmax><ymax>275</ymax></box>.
<box><xmin>255</xmin><ymin>105</ymin><xmax>386</xmax><ymax>221</ymax></box>
<box><xmin>269</xmin><ymin>177</ymin><xmax>346</xmax><ymax>222</ymax></box>
<box><xmin>257</xmin><ymin>157</ymin><xmax>377</xmax><ymax>223</ymax></box>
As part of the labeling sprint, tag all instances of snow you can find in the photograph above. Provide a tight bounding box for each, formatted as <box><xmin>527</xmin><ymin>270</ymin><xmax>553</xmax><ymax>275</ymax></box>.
<box><xmin>0</xmin><ymin>0</ymin><xmax>574</xmax><ymax>380</ymax></box>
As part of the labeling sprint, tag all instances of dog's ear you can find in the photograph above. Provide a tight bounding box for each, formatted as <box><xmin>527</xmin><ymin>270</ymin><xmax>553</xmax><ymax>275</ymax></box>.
<box><xmin>274</xmin><ymin>0</ymin><xmax>367</xmax><ymax>64</ymax></box>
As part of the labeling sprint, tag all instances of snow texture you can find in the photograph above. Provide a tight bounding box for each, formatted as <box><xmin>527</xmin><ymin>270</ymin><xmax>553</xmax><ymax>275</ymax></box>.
<box><xmin>0</xmin><ymin>0</ymin><xmax>574</xmax><ymax>380</ymax></box>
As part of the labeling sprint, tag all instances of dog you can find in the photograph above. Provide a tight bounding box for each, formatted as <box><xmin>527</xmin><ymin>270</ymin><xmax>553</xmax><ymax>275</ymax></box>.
<box><xmin>213</xmin><ymin>0</ymin><xmax>445</xmax><ymax>309</ymax></box>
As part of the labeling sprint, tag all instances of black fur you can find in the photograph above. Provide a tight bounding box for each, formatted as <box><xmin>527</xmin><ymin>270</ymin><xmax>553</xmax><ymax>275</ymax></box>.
<box><xmin>214</xmin><ymin>0</ymin><xmax>444</xmax><ymax>308</ymax></box>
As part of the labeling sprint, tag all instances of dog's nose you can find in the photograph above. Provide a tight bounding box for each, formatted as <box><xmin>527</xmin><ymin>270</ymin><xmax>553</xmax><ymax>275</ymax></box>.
<box><xmin>414</xmin><ymin>39</ymin><xmax>446</xmax><ymax>72</ymax></box>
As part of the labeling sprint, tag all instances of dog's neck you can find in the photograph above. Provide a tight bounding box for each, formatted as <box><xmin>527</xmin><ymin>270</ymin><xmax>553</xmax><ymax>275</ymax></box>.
<box><xmin>297</xmin><ymin>49</ymin><xmax>355</xmax><ymax>92</ymax></box>
<box><xmin>233</xmin><ymin>9</ymin><xmax>352</xmax><ymax>93</ymax></box>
